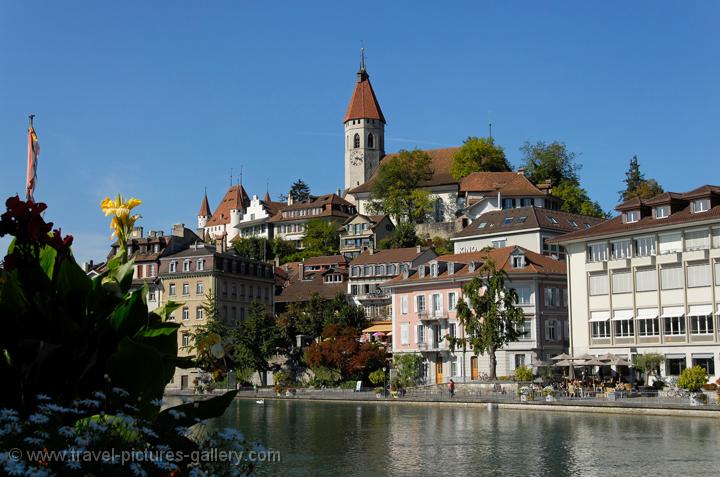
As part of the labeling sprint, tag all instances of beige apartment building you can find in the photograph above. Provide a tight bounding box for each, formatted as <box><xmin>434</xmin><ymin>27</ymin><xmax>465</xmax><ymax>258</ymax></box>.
<box><xmin>159</xmin><ymin>242</ymin><xmax>275</xmax><ymax>390</ymax></box>
<box><xmin>554</xmin><ymin>186</ymin><xmax>720</xmax><ymax>380</ymax></box>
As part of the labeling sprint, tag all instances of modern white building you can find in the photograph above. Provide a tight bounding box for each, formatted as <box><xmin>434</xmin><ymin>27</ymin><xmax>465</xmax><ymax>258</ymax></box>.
<box><xmin>554</xmin><ymin>186</ymin><xmax>720</xmax><ymax>380</ymax></box>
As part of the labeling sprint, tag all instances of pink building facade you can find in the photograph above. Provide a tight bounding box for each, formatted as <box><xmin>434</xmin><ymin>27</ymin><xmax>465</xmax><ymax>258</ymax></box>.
<box><xmin>383</xmin><ymin>246</ymin><xmax>569</xmax><ymax>384</ymax></box>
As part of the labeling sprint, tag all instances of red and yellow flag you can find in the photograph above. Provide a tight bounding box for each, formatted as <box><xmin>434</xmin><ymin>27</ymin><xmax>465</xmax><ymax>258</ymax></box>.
<box><xmin>26</xmin><ymin>119</ymin><xmax>40</xmax><ymax>201</ymax></box>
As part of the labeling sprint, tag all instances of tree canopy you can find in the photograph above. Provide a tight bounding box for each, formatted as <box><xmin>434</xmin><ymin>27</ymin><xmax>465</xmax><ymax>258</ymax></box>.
<box><xmin>232</xmin><ymin>236</ymin><xmax>271</xmax><ymax>261</ymax></box>
<box><xmin>619</xmin><ymin>155</ymin><xmax>664</xmax><ymax>201</ymax></box>
<box><xmin>369</xmin><ymin>149</ymin><xmax>434</xmax><ymax>223</ymax></box>
<box><xmin>302</xmin><ymin>219</ymin><xmax>340</xmax><ymax>256</ymax></box>
<box><xmin>451</xmin><ymin>136</ymin><xmax>510</xmax><ymax>180</ymax></box>
<box><xmin>519</xmin><ymin>140</ymin><xmax>606</xmax><ymax>218</ymax></box>
<box><xmin>449</xmin><ymin>260</ymin><xmax>525</xmax><ymax>379</ymax></box>
<box><xmin>379</xmin><ymin>221</ymin><xmax>419</xmax><ymax>249</ymax></box>
<box><xmin>279</xmin><ymin>179</ymin><xmax>312</xmax><ymax>203</ymax></box>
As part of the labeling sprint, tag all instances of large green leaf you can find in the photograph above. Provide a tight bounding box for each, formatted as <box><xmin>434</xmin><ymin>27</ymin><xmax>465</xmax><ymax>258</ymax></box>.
<box><xmin>108</xmin><ymin>291</ymin><xmax>149</xmax><ymax>338</ymax></box>
<box><xmin>135</xmin><ymin>322</ymin><xmax>180</xmax><ymax>357</ymax></box>
<box><xmin>39</xmin><ymin>245</ymin><xmax>57</xmax><ymax>280</ymax></box>
<box><xmin>156</xmin><ymin>390</ymin><xmax>237</xmax><ymax>429</ymax></box>
<box><xmin>150</xmin><ymin>300</ymin><xmax>182</xmax><ymax>322</ymax></box>
<box><xmin>56</xmin><ymin>254</ymin><xmax>92</xmax><ymax>296</ymax></box>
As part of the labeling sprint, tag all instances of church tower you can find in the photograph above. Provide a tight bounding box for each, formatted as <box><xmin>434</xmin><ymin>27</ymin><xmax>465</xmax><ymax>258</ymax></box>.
<box><xmin>344</xmin><ymin>49</ymin><xmax>386</xmax><ymax>191</ymax></box>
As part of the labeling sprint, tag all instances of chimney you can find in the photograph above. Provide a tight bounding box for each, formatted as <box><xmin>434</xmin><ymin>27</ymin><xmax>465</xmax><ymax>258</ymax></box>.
<box><xmin>287</xmin><ymin>191</ymin><xmax>294</xmax><ymax>206</ymax></box>
<box><xmin>368</xmin><ymin>242</ymin><xmax>374</xmax><ymax>255</ymax></box>
<box><xmin>172</xmin><ymin>224</ymin><xmax>185</xmax><ymax>237</ymax></box>
<box><xmin>131</xmin><ymin>226</ymin><xmax>144</xmax><ymax>238</ymax></box>
<box><xmin>299</xmin><ymin>261</ymin><xmax>305</xmax><ymax>280</ymax></box>
<box><xmin>416</xmin><ymin>245</ymin><xmax>422</xmax><ymax>253</ymax></box>
<box><xmin>83</xmin><ymin>260</ymin><xmax>94</xmax><ymax>273</ymax></box>
<box><xmin>336</xmin><ymin>187</ymin><xmax>341</xmax><ymax>196</ymax></box>
<box><xmin>517</xmin><ymin>168</ymin><xmax>526</xmax><ymax>176</ymax></box>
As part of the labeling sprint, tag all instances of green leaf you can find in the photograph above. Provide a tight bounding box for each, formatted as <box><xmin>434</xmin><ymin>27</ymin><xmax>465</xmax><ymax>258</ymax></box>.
<box><xmin>150</xmin><ymin>300</ymin><xmax>182</xmax><ymax>322</ymax></box>
<box><xmin>108</xmin><ymin>290</ymin><xmax>148</xmax><ymax>336</ymax></box>
<box><xmin>39</xmin><ymin>245</ymin><xmax>57</xmax><ymax>280</ymax></box>
<box><xmin>135</xmin><ymin>322</ymin><xmax>180</xmax><ymax>357</ymax></box>
<box><xmin>157</xmin><ymin>390</ymin><xmax>237</xmax><ymax>429</ymax></box>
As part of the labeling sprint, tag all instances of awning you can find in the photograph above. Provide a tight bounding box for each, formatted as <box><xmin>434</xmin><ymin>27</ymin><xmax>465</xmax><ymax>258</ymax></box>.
<box><xmin>611</xmin><ymin>310</ymin><xmax>633</xmax><ymax>321</ymax></box>
<box><xmin>589</xmin><ymin>311</ymin><xmax>610</xmax><ymax>323</ymax></box>
<box><xmin>661</xmin><ymin>306</ymin><xmax>684</xmax><ymax>318</ymax></box>
<box><xmin>687</xmin><ymin>304</ymin><xmax>713</xmax><ymax>317</ymax></box>
<box><xmin>636</xmin><ymin>308</ymin><xmax>658</xmax><ymax>320</ymax></box>
<box><xmin>665</xmin><ymin>353</ymin><xmax>685</xmax><ymax>359</ymax></box>
<box><xmin>691</xmin><ymin>353</ymin><xmax>714</xmax><ymax>359</ymax></box>
<box><xmin>716</xmin><ymin>304</ymin><xmax>720</xmax><ymax>315</ymax></box>
<box><xmin>362</xmin><ymin>322</ymin><xmax>392</xmax><ymax>334</ymax></box>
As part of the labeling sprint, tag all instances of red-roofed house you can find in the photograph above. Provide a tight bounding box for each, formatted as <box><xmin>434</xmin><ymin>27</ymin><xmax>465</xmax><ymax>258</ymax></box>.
<box><xmin>382</xmin><ymin>246</ymin><xmax>570</xmax><ymax>383</ymax></box>
<box><xmin>197</xmin><ymin>184</ymin><xmax>250</xmax><ymax>245</ymax></box>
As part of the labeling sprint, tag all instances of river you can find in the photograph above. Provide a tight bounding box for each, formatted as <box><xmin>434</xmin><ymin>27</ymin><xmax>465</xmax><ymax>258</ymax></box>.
<box><xmin>213</xmin><ymin>399</ymin><xmax>720</xmax><ymax>476</ymax></box>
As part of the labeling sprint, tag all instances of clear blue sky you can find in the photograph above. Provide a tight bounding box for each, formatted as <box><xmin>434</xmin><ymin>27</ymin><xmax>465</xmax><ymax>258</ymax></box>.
<box><xmin>1</xmin><ymin>1</ymin><xmax>718</xmax><ymax>263</ymax></box>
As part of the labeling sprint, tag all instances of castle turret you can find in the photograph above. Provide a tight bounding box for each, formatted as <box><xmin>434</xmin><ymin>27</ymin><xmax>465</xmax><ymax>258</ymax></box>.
<box><xmin>197</xmin><ymin>190</ymin><xmax>212</xmax><ymax>231</ymax></box>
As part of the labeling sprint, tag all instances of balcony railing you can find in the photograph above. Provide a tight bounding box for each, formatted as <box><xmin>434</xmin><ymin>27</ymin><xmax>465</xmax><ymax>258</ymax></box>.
<box><xmin>418</xmin><ymin>310</ymin><xmax>448</xmax><ymax>321</ymax></box>
<box><xmin>417</xmin><ymin>341</ymin><xmax>448</xmax><ymax>352</ymax></box>
<box><xmin>358</xmin><ymin>290</ymin><xmax>390</xmax><ymax>300</ymax></box>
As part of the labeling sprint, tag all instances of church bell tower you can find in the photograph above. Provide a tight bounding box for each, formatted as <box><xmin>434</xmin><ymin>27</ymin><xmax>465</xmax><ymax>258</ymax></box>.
<box><xmin>344</xmin><ymin>49</ymin><xmax>386</xmax><ymax>191</ymax></box>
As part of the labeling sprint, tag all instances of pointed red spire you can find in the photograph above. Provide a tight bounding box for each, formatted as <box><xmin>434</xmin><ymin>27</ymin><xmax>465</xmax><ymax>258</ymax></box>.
<box><xmin>344</xmin><ymin>53</ymin><xmax>385</xmax><ymax>124</ymax></box>
<box><xmin>198</xmin><ymin>191</ymin><xmax>212</xmax><ymax>217</ymax></box>
<box><xmin>263</xmin><ymin>190</ymin><xmax>271</xmax><ymax>203</ymax></box>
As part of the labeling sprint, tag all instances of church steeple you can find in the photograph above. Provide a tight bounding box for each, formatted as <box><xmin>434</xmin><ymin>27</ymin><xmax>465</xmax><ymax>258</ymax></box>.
<box><xmin>344</xmin><ymin>49</ymin><xmax>386</xmax><ymax>192</ymax></box>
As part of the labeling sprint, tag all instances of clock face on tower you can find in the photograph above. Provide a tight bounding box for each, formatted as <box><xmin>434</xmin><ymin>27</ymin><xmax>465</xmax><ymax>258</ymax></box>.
<box><xmin>349</xmin><ymin>151</ymin><xmax>364</xmax><ymax>166</ymax></box>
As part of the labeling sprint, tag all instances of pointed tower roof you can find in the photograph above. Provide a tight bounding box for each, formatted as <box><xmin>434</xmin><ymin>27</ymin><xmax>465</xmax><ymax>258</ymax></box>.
<box><xmin>343</xmin><ymin>50</ymin><xmax>386</xmax><ymax>124</ymax></box>
<box><xmin>263</xmin><ymin>190</ymin><xmax>271</xmax><ymax>203</ymax></box>
<box><xmin>206</xmin><ymin>184</ymin><xmax>250</xmax><ymax>227</ymax></box>
<box><xmin>198</xmin><ymin>190</ymin><xmax>212</xmax><ymax>217</ymax></box>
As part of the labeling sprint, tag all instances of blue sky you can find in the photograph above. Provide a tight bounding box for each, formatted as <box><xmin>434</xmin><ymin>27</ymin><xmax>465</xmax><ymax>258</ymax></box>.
<box><xmin>1</xmin><ymin>1</ymin><xmax>718</xmax><ymax>262</ymax></box>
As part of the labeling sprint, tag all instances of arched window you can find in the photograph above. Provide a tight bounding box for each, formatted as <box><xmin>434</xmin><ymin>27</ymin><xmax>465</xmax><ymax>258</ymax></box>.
<box><xmin>353</xmin><ymin>133</ymin><xmax>360</xmax><ymax>149</ymax></box>
<box><xmin>367</xmin><ymin>133</ymin><xmax>374</xmax><ymax>148</ymax></box>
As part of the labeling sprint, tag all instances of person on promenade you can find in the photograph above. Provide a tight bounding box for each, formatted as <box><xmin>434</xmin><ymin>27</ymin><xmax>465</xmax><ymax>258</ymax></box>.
<box><xmin>448</xmin><ymin>379</ymin><xmax>455</xmax><ymax>398</ymax></box>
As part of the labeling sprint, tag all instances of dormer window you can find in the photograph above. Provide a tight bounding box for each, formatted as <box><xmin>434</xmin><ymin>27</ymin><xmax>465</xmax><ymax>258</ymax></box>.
<box><xmin>418</xmin><ymin>266</ymin><xmax>426</xmax><ymax>278</ymax></box>
<box><xmin>623</xmin><ymin>210</ymin><xmax>640</xmax><ymax>223</ymax></box>
<box><xmin>448</xmin><ymin>262</ymin><xmax>455</xmax><ymax>275</ymax></box>
<box><xmin>692</xmin><ymin>199</ymin><xmax>710</xmax><ymax>213</ymax></box>
<box><xmin>477</xmin><ymin>222</ymin><xmax>487</xmax><ymax>229</ymax></box>
<box><xmin>169</xmin><ymin>261</ymin><xmax>177</xmax><ymax>273</ymax></box>
<box><xmin>430</xmin><ymin>262</ymin><xmax>438</xmax><ymax>277</ymax></box>
<box><xmin>503</xmin><ymin>217</ymin><xmax>514</xmax><ymax>225</ymax></box>
<box><xmin>654</xmin><ymin>206</ymin><xmax>670</xmax><ymax>219</ymax></box>
<box><xmin>468</xmin><ymin>261</ymin><xmax>477</xmax><ymax>273</ymax></box>
<box><xmin>183</xmin><ymin>260</ymin><xmax>191</xmax><ymax>272</ymax></box>
<box><xmin>511</xmin><ymin>253</ymin><xmax>526</xmax><ymax>269</ymax></box>
<box><xmin>548</xmin><ymin>216</ymin><xmax>558</xmax><ymax>225</ymax></box>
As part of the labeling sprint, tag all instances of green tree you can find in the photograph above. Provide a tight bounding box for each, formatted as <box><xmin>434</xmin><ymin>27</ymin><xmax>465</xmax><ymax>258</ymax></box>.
<box><xmin>233</xmin><ymin>301</ymin><xmax>281</xmax><ymax>386</ymax></box>
<box><xmin>677</xmin><ymin>365</ymin><xmax>709</xmax><ymax>392</ymax></box>
<box><xmin>423</xmin><ymin>235</ymin><xmax>452</xmax><ymax>255</ymax></box>
<box><xmin>449</xmin><ymin>260</ymin><xmax>525</xmax><ymax>379</ymax></box>
<box><xmin>632</xmin><ymin>352</ymin><xmax>664</xmax><ymax>385</ymax></box>
<box><xmin>393</xmin><ymin>353</ymin><xmax>424</xmax><ymax>388</ymax></box>
<box><xmin>451</xmin><ymin>136</ymin><xmax>510</xmax><ymax>180</ymax></box>
<box><xmin>379</xmin><ymin>221</ymin><xmax>419</xmax><ymax>249</ymax></box>
<box><xmin>519</xmin><ymin>141</ymin><xmax>606</xmax><ymax>218</ymax></box>
<box><xmin>619</xmin><ymin>155</ymin><xmax>664</xmax><ymax>201</ymax></box>
<box><xmin>369</xmin><ymin>149</ymin><xmax>434</xmax><ymax>223</ymax></box>
<box><xmin>272</xmin><ymin>237</ymin><xmax>297</xmax><ymax>264</ymax></box>
<box><xmin>303</xmin><ymin>219</ymin><xmax>340</xmax><ymax>256</ymax></box>
<box><xmin>296</xmin><ymin>293</ymin><xmax>367</xmax><ymax>340</ymax></box>
<box><xmin>289</xmin><ymin>179</ymin><xmax>312</xmax><ymax>202</ymax></box>
<box><xmin>232</xmin><ymin>236</ymin><xmax>271</xmax><ymax>261</ymax></box>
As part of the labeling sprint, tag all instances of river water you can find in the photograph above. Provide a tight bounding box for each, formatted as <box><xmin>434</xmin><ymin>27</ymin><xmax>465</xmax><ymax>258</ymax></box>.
<box><xmin>214</xmin><ymin>399</ymin><xmax>720</xmax><ymax>476</ymax></box>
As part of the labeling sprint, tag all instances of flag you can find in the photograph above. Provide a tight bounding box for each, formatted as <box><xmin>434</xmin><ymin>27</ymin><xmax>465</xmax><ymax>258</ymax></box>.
<box><xmin>26</xmin><ymin>120</ymin><xmax>40</xmax><ymax>201</ymax></box>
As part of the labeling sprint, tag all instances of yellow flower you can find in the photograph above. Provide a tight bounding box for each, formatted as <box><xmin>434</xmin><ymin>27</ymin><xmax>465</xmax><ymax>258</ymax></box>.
<box><xmin>100</xmin><ymin>194</ymin><xmax>142</xmax><ymax>260</ymax></box>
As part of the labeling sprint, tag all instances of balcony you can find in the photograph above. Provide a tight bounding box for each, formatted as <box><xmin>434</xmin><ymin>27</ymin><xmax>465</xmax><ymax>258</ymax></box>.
<box><xmin>418</xmin><ymin>310</ymin><xmax>448</xmax><ymax>322</ymax></box>
<box><xmin>417</xmin><ymin>341</ymin><xmax>448</xmax><ymax>352</ymax></box>
<box><xmin>358</xmin><ymin>290</ymin><xmax>390</xmax><ymax>301</ymax></box>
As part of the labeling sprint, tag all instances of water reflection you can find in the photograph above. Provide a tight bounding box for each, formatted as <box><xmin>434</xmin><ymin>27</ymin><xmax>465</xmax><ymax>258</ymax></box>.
<box><xmin>212</xmin><ymin>400</ymin><xmax>720</xmax><ymax>477</ymax></box>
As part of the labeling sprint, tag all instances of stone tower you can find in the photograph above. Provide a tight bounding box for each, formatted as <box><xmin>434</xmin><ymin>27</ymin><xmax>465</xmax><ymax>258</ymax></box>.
<box><xmin>344</xmin><ymin>50</ymin><xmax>386</xmax><ymax>191</ymax></box>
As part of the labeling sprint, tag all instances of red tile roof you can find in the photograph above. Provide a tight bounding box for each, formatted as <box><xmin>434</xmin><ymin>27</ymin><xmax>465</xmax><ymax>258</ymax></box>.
<box><xmin>275</xmin><ymin>272</ymin><xmax>347</xmax><ymax>303</ymax></box>
<box><xmin>206</xmin><ymin>185</ymin><xmax>250</xmax><ymax>227</ymax></box>
<box><xmin>198</xmin><ymin>192</ymin><xmax>212</xmax><ymax>217</ymax></box>
<box><xmin>350</xmin><ymin>247</ymin><xmax>434</xmax><ymax>265</ymax></box>
<box><xmin>460</xmin><ymin>172</ymin><xmax>544</xmax><ymax>196</ymax></box>
<box><xmin>303</xmin><ymin>255</ymin><xmax>348</xmax><ymax>267</ymax></box>
<box><xmin>267</xmin><ymin>194</ymin><xmax>356</xmax><ymax>223</ymax></box>
<box><xmin>344</xmin><ymin>70</ymin><xmax>385</xmax><ymax>123</ymax></box>
<box><xmin>349</xmin><ymin>147</ymin><xmax>461</xmax><ymax>194</ymax></box>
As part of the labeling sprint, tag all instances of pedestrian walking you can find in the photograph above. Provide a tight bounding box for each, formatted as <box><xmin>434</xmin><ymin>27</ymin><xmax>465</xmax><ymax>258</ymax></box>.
<box><xmin>448</xmin><ymin>379</ymin><xmax>455</xmax><ymax>398</ymax></box>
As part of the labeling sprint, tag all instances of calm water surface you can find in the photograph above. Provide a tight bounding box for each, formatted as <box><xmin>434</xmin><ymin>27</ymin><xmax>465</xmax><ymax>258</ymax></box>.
<box><xmin>213</xmin><ymin>399</ymin><xmax>720</xmax><ymax>477</ymax></box>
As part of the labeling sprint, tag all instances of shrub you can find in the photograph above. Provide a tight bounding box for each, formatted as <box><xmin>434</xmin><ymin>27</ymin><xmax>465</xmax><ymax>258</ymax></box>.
<box><xmin>677</xmin><ymin>365</ymin><xmax>709</xmax><ymax>392</ymax></box>
<box><xmin>542</xmin><ymin>386</ymin><xmax>556</xmax><ymax>397</ymax></box>
<box><xmin>498</xmin><ymin>375</ymin><xmax>510</xmax><ymax>381</ymax></box>
<box><xmin>514</xmin><ymin>365</ymin><xmax>533</xmax><ymax>382</ymax></box>
<box><xmin>393</xmin><ymin>354</ymin><xmax>423</xmax><ymax>388</ymax></box>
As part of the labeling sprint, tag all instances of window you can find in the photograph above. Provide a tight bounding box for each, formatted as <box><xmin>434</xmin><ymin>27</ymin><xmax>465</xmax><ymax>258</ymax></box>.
<box><xmin>514</xmin><ymin>354</ymin><xmax>526</xmax><ymax>369</ymax></box>
<box><xmin>509</xmin><ymin>285</ymin><xmax>531</xmax><ymax>306</ymax></box>
<box><xmin>691</xmin><ymin>356</ymin><xmax>715</xmax><ymax>375</ymax></box>
<box><xmin>430</xmin><ymin>263</ymin><xmax>438</xmax><ymax>277</ymax></box>
<box><xmin>548</xmin><ymin>216</ymin><xmax>558</xmax><ymax>225</ymax></box>
<box><xmin>148</xmin><ymin>290</ymin><xmax>156</xmax><ymax>301</ymax></box>
<box><xmin>196</xmin><ymin>307</ymin><xmax>204</xmax><ymax>320</ymax></box>
<box><xmin>416</xmin><ymin>324</ymin><xmax>425</xmax><ymax>343</ymax></box>
<box><xmin>518</xmin><ymin>320</ymin><xmax>532</xmax><ymax>340</ymax></box>
<box><xmin>169</xmin><ymin>284</ymin><xmax>176</xmax><ymax>296</ymax></box>
<box><xmin>400</xmin><ymin>323</ymin><xmax>409</xmax><ymax>345</ymax></box>
<box><xmin>637</xmin><ymin>309</ymin><xmax>660</xmax><ymax>336</ymax></box>
<box><xmin>689</xmin><ymin>305</ymin><xmax>714</xmax><ymax>334</ymax></box>
<box><xmin>182</xmin><ymin>307</ymin><xmax>189</xmax><ymax>320</ymax></box>
<box><xmin>587</xmin><ymin>243</ymin><xmax>608</xmax><ymax>262</ymax></box>
<box><xmin>197</xmin><ymin>259</ymin><xmax>204</xmax><ymax>271</ymax></box>
<box><xmin>613</xmin><ymin>314</ymin><xmax>634</xmax><ymax>337</ymax></box>
<box><xmin>685</xmin><ymin>229</ymin><xmax>709</xmax><ymax>251</ymax></box>
<box><xmin>544</xmin><ymin>287</ymin><xmax>560</xmax><ymax>307</ymax></box>
<box><xmin>353</xmin><ymin>133</ymin><xmax>360</xmax><ymax>149</ymax></box>
<box><xmin>611</xmin><ymin>239</ymin><xmax>631</xmax><ymax>259</ymax></box>
<box><xmin>196</xmin><ymin>281</ymin><xmax>204</xmax><ymax>295</ymax></box>
<box><xmin>401</xmin><ymin>296</ymin><xmax>408</xmax><ymax>314</ymax></box>
<box><xmin>568</xmin><ymin>219</ymin><xmax>578</xmax><ymax>229</ymax></box>
<box><xmin>545</xmin><ymin>320</ymin><xmax>558</xmax><ymax>341</ymax></box>
<box><xmin>416</xmin><ymin>295</ymin><xmax>426</xmax><ymax>312</ymax></box>
<box><xmin>387</xmin><ymin>264</ymin><xmax>396</xmax><ymax>275</ymax></box>
<box><xmin>181</xmin><ymin>334</ymin><xmax>190</xmax><ymax>347</ymax></box>
<box><xmin>491</xmin><ymin>239</ymin><xmax>507</xmax><ymax>248</ymax></box>
<box><xmin>477</xmin><ymin>222</ymin><xmax>487</xmax><ymax>229</ymax></box>
<box><xmin>517</xmin><ymin>216</ymin><xmax>528</xmax><ymax>224</ymax></box>
<box><xmin>624</xmin><ymin>210</ymin><xmax>640</xmax><ymax>223</ymax></box>
<box><xmin>687</xmin><ymin>262</ymin><xmax>711</xmax><ymax>287</ymax></box>
<box><xmin>148</xmin><ymin>264</ymin><xmax>156</xmax><ymax>277</ymax></box>
<box><xmin>589</xmin><ymin>273</ymin><xmax>608</xmax><ymax>295</ymax></box>
<box><xmin>450</xmin><ymin>356</ymin><xmax>458</xmax><ymax>377</ymax></box>
<box><xmin>511</xmin><ymin>254</ymin><xmax>525</xmax><ymax>268</ymax></box>
<box><xmin>169</xmin><ymin>261</ymin><xmax>177</xmax><ymax>273</ymax></box>
<box><xmin>448</xmin><ymin>292</ymin><xmax>457</xmax><ymax>310</ymax></box>
<box><xmin>658</xmin><ymin>232</ymin><xmax>681</xmax><ymax>254</ymax></box>
<box><xmin>635</xmin><ymin>267</ymin><xmax>657</xmax><ymax>292</ymax></box>
<box><xmin>655</xmin><ymin>206</ymin><xmax>670</xmax><ymax>219</ymax></box>
<box><xmin>520</xmin><ymin>198</ymin><xmax>534</xmax><ymax>207</ymax></box>
<box><xmin>431</xmin><ymin>294</ymin><xmax>442</xmax><ymax>314</ymax></box>
<box><xmin>663</xmin><ymin>312</ymin><xmax>685</xmax><ymax>336</ymax></box>
<box><xmin>367</xmin><ymin>133</ymin><xmax>374</xmax><ymax>148</ymax></box>
<box><xmin>502</xmin><ymin>198</ymin><xmax>515</xmax><ymax>209</ymax></box>
<box><xmin>448</xmin><ymin>323</ymin><xmax>457</xmax><ymax>339</ymax></box>
<box><xmin>503</xmin><ymin>217</ymin><xmax>514</xmax><ymax>225</ymax></box>
<box><xmin>543</xmin><ymin>238</ymin><xmax>565</xmax><ymax>259</ymax></box>
<box><xmin>692</xmin><ymin>199</ymin><xmax>710</xmax><ymax>213</ymax></box>
<box><xmin>666</xmin><ymin>357</ymin><xmax>686</xmax><ymax>376</ymax></box>
<box><xmin>716</xmin><ymin>262</ymin><xmax>720</xmax><ymax>286</ymax></box>
<box><xmin>660</xmin><ymin>265</ymin><xmax>683</xmax><ymax>289</ymax></box>
<box><xmin>611</xmin><ymin>270</ymin><xmax>632</xmax><ymax>294</ymax></box>
<box><xmin>634</xmin><ymin>236</ymin><xmax>656</xmax><ymax>257</ymax></box>
<box><xmin>713</xmin><ymin>228</ymin><xmax>720</xmax><ymax>248</ymax></box>
<box><xmin>591</xmin><ymin>321</ymin><xmax>611</xmax><ymax>338</ymax></box>
<box><xmin>183</xmin><ymin>260</ymin><xmax>191</xmax><ymax>272</ymax></box>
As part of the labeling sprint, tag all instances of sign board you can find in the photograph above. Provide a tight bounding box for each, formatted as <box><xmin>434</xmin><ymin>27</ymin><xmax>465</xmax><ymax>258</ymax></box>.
<box><xmin>355</xmin><ymin>380</ymin><xmax>362</xmax><ymax>392</ymax></box>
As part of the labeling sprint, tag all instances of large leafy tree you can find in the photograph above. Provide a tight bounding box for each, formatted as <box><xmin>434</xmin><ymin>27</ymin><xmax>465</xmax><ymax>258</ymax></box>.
<box><xmin>449</xmin><ymin>260</ymin><xmax>525</xmax><ymax>379</ymax></box>
<box><xmin>619</xmin><ymin>155</ymin><xmax>664</xmax><ymax>201</ymax></box>
<box><xmin>369</xmin><ymin>149</ymin><xmax>434</xmax><ymax>223</ymax></box>
<box><xmin>451</xmin><ymin>136</ymin><xmax>510</xmax><ymax>180</ymax></box>
<box><xmin>303</xmin><ymin>219</ymin><xmax>340</xmax><ymax>256</ymax></box>
<box><xmin>305</xmin><ymin>324</ymin><xmax>386</xmax><ymax>382</ymax></box>
<box><xmin>233</xmin><ymin>301</ymin><xmax>281</xmax><ymax>386</ymax></box>
<box><xmin>379</xmin><ymin>221</ymin><xmax>419</xmax><ymax>249</ymax></box>
<box><xmin>296</xmin><ymin>292</ymin><xmax>368</xmax><ymax>340</ymax></box>
<box><xmin>519</xmin><ymin>140</ymin><xmax>606</xmax><ymax>218</ymax></box>
<box><xmin>232</xmin><ymin>236</ymin><xmax>272</xmax><ymax>261</ymax></box>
